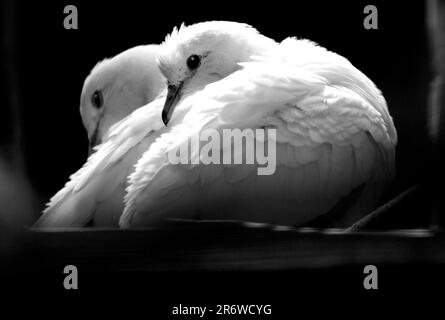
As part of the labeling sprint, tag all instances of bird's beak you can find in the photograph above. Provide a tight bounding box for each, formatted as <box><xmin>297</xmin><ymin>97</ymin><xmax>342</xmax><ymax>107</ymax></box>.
<box><xmin>162</xmin><ymin>82</ymin><xmax>183</xmax><ymax>125</ymax></box>
<box><xmin>88</xmin><ymin>124</ymin><xmax>101</xmax><ymax>156</ymax></box>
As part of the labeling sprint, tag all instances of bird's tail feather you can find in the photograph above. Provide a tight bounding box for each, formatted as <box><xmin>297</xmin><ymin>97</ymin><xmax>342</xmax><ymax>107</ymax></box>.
<box><xmin>34</xmin><ymin>184</ymin><xmax>97</xmax><ymax>228</ymax></box>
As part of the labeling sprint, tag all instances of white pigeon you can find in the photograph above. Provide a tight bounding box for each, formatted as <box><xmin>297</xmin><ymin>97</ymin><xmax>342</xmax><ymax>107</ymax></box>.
<box><xmin>34</xmin><ymin>45</ymin><xmax>166</xmax><ymax>227</ymax></box>
<box><xmin>80</xmin><ymin>45</ymin><xmax>165</xmax><ymax>153</ymax></box>
<box><xmin>120</xmin><ymin>21</ymin><xmax>397</xmax><ymax>228</ymax></box>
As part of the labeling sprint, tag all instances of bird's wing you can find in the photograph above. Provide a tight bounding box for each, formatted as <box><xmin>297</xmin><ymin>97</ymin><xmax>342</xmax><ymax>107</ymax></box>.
<box><xmin>34</xmin><ymin>99</ymin><xmax>165</xmax><ymax>228</ymax></box>
<box><xmin>271</xmin><ymin>37</ymin><xmax>397</xmax><ymax>144</ymax></box>
<box><xmin>121</xmin><ymin>50</ymin><xmax>396</xmax><ymax>228</ymax></box>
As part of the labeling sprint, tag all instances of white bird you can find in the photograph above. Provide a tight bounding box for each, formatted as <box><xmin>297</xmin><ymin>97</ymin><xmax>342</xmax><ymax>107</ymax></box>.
<box><xmin>120</xmin><ymin>21</ymin><xmax>397</xmax><ymax>228</ymax></box>
<box><xmin>80</xmin><ymin>45</ymin><xmax>165</xmax><ymax>153</ymax></box>
<box><xmin>35</xmin><ymin>45</ymin><xmax>166</xmax><ymax>227</ymax></box>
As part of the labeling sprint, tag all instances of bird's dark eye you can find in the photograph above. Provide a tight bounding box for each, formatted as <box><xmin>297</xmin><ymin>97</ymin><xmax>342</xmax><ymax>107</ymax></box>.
<box><xmin>186</xmin><ymin>54</ymin><xmax>201</xmax><ymax>70</ymax></box>
<box><xmin>91</xmin><ymin>90</ymin><xmax>103</xmax><ymax>109</ymax></box>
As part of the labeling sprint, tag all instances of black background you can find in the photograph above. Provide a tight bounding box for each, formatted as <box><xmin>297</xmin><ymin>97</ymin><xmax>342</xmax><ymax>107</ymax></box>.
<box><xmin>1</xmin><ymin>0</ymin><xmax>440</xmax><ymax>313</ymax></box>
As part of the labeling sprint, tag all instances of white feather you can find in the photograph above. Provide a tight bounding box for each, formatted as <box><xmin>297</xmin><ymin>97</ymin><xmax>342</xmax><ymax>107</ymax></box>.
<box><xmin>122</xmin><ymin>22</ymin><xmax>397</xmax><ymax>228</ymax></box>
<box><xmin>35</xmin><ymin>45</ymin><xmax>166</xmax><ymax>228</ymax></box>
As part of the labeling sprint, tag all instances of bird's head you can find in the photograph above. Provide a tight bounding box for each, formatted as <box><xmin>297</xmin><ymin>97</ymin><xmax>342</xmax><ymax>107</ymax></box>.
<box><xmin>157</xmin><ymin>21</ymin><xmax>277</xmax><ymax>125</ymax></box>
<box><xmin>80</xmin><ymin>45</ymin><xmax>165</xmax><ymax>154</ymax></box>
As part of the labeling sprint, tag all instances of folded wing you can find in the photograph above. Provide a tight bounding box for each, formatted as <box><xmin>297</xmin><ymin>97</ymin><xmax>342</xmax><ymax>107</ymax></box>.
<box><xmin>122</xmin><ymin>39</ymin><xmax>397</xmax><ymax>228</ymax></box>
<box><xmin>34</xmin><ymin>99</ymin><xmax>165</xmax><ymax>227</ymax></box>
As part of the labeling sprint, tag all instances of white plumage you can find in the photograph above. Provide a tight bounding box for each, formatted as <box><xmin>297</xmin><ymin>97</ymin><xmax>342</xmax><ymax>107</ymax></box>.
<box><xmin>35</xmin><ymin>45</ymin><xmax>166</xmax><ymax>227</ymax></box>
<box><xmin>120</xmin><ymin>21</ymin><xmax>397</xmax><ymax>228</ymax></box>
<box><xmin>35</xmin><ymin>21</ymin><xmax>397</xmax><ymax>229</ymax></box>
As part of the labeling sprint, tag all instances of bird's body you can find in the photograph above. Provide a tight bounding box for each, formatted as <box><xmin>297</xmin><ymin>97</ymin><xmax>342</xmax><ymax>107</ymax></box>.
<box><xmin>36</xmin><ymin>21</ymin><xmax>397</xmax><ymax>229</ymax></box>
<box><xmin>35</xmin><ymin>45</ymin><xmax>166</xmax><ymax>227</ymax></box>
<box><xmin>120</xmin><ymin>22</ymin><xmax>397</xmax><ymax>228</ymax></box>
